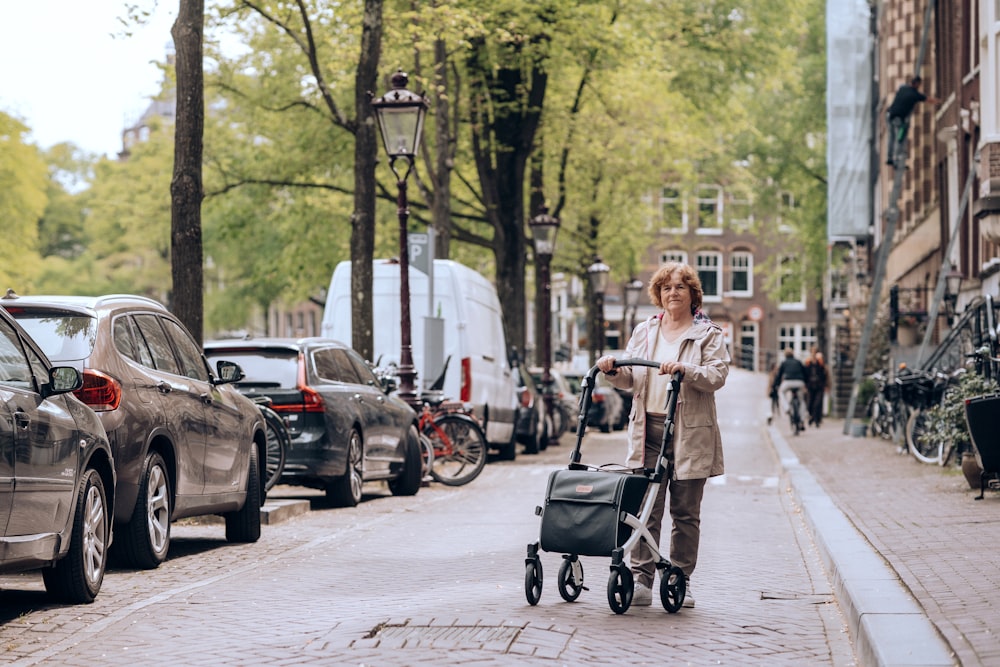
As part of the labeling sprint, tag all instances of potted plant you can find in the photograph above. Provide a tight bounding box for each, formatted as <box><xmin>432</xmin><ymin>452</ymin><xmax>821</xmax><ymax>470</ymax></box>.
<box><xmin>917</xmin><ymin>370</ymin><xmax>999</xmax><ymax>486</ymax></box>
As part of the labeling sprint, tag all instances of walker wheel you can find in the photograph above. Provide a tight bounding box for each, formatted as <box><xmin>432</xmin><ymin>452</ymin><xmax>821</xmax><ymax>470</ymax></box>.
<box><xmin>557</xmin><ymin>557</ymin><xmax>584</xmax><ymax>602</ymax></box>
<box><xmin>524</xmin><ymin>557</ymin><xmax>543</xmax><ymax>605</ymax></box>
<box><xmin>660</xmin><ymin>566</ymin><xmax>686</xmax><ymax>613</ymax></box>
<box><xmin>607</xmin><ymin>564</ymin><xmax>633</xmax><ymax>614</ymax></box>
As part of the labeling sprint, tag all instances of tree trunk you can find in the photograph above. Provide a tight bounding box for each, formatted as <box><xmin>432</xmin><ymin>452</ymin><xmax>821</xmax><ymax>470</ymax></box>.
<box><xmin>170</xmin><ymin>0</ymin><xmax>205</xmax><ymax>343</ymax></box>
<box><xmin>350</xmin><ymin>0</ymin><xmax>383</xmax><ymax>362</ymax></box>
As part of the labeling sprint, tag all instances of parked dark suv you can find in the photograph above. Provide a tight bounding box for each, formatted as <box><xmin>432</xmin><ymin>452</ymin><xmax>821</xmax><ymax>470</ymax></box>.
<box><xmin>0</xmin><ymin>304</ymin><xmax>115</xmax><ymax>603</ymax></box>
<box><xmin>204</xmin><ymin>338</ymin><xmax>423</xmax><ymax>507</ymax></box>
<box><xmin>2</xmin><ymin>293</ymin><xmax>266</xmax><ymax>569</ymax></box>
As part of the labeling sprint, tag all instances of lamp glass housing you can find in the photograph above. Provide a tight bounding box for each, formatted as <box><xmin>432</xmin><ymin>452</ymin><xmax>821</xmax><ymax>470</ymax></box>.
<box><xmin>372</xmin><ymin>72</ymin><xmax>428</xmax><ymax>158</ymax></box>
<box><xmin>529</xmin><ymin>209</ymin><xmax>560</xmax><ymax>257</ymax></box>
<box><xmin>624</xmin><ymin>279</ymin><xmax>643</xmax><ymax>308</ymax></box>
<box><xmin>587</xmin><ymin>259</ymin><xmax>611</xmax><ymax>295</ymax></box>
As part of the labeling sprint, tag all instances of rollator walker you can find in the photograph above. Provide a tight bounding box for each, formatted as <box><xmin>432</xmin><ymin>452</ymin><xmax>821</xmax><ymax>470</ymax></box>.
<box><xmin>524</xmin><ymin>359</ymin><xmax>686</xmax><ymax>614</ymax></box>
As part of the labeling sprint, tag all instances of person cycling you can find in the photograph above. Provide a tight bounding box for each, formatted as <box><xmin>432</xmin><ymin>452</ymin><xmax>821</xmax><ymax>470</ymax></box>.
<box><xmin>773</xmin><ymin>348</ymin><xmax>807</xmax><ymax>420</ymax></box>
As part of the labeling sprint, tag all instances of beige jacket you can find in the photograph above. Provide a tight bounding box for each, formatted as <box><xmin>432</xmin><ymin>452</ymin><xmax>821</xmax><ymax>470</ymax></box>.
<box><xmin>604</xmin><ymin>314</ymin><xmax>730</xmax><ymax>476</ymax></box>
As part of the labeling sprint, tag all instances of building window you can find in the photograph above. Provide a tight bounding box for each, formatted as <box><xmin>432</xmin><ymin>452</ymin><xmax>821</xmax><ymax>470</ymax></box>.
<box><xmin>728</xmin><ymin>192</ymin><xmax>753</xmax><ymax>231</ymax></box>
<box><xmin>778</xmin><ymin>254</ymin><xmax>805</xmax><ymax>309</ymax></box>
<box><xmin>695</xmin><ymin>185</ymin><xmax>723</xmax><ymax>234</ymax></box>
<box><xmin>659</xmin><ymin>250</ymin><xmax>687</xmax><ymax>265</ymax></box>
<box><xmin>696</xmin><ymin>251</ymin><xmax>722</xmax><ymax>301</ymax></box>
<box><xmin>778</xmin><ymin>190</ymin><xmax>795</xmax><ymax>231</ymax></box>
<box><xmin>728</xmin><ymin>251</ymin><xmax>753</xmax><ymax>296</ymax></box>
<box><xmin>739</xmin><ymin>321</ymin><xmax>758</xmax><ymax>371</ymax></box>
<box><xmin>659</xmin><ymin>186</ymin><xmax>687</xmax><ymax>233</ymax></box>
<box><xmin>778</xmin><ymin>324</ymin><xmax>816</xmax><ymax>358</ymax></box>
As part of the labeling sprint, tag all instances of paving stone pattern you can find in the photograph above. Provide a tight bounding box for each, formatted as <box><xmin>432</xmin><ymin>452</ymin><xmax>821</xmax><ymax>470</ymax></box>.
<box><xmin>781</xmin><ymin>412</ymin><xmax>1000</xmax><ymax>667</ymax></box>
<box><xmin>0</xmin><ymin>369</ymin><xmax>856</xmax><ymax>666</ymax></box>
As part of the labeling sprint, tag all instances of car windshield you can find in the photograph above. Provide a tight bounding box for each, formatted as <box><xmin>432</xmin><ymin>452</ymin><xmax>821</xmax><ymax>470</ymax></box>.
<box><xmin>4</xmin><ymin>308</ymin><xmax>97</xmax><ymax>362</ymax></box>
<box><xmin>205</xmin><ymin>349</ymin><xmax>298</xmax><ymax>388</ymax></box>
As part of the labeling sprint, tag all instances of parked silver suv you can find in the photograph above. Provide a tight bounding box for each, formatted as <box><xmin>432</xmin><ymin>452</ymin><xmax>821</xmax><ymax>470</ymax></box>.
<box><xmin>2</xmin><ymin>293</ymin><xmax>266</xmax><ymax>569</ymax></box>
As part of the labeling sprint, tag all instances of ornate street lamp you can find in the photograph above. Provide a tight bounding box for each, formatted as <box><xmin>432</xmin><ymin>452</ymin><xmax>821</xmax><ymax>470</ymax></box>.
<box><xmin>587</xmin><ymin>256</ymin><xmax>611</xmax><ymax>362</ymax></box>
<box><xmin>624</xmin><ymin>277</ymin><xmax>644</xmax><ymax>335</ymax></box>
<box><xmin>372</xmin><ymin>70</ymin><xmax>428</xmax><ymax>408</ymax></box>
<box><xmin>529</xmin><ymin>205</ymin><xmax>560</xmax><ymax>448</ymax></box>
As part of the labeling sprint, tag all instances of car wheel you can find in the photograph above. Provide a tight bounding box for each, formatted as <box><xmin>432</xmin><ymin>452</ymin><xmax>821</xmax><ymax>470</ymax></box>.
<box><xmin>326</xmin><ymin>428</ymin><xmax>364</xmax><ymax>507</ymax></box>
<box><xmin>116</xmin><ymin>451</ymin><xmax>171</xmax><ymax>569</ymax></box>
<box><xmin>388</xmin><ymin>425</ymin><xmax>422</xmax><ymax>497</ymax></box>
<box><xmin>42</xmin><ymin>468</ymin><xmax>109</xmax><ymax>603</ymax></box>
<box><xmin>225</xmin><ymin>445</ymin><xmax>262</xmax><ymax>543</ymax></box>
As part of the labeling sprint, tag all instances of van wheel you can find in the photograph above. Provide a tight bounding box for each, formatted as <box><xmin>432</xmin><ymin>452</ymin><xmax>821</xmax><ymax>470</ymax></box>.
<box><xmin>496</xmin><ymin>438</ymin><xmax>517</xmax><ymax>461</ymax></box>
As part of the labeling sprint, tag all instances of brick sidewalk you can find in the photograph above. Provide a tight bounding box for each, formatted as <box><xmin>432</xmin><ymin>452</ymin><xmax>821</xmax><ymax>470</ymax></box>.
<box><xmin>774</xmin><ymin>414</ymin><xmax>1000</xmax><ymax>667</ymax></box>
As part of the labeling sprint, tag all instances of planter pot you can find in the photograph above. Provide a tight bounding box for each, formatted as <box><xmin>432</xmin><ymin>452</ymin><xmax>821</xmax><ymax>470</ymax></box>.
<box><xmin>962</xmin><ymin>451</ymin><xmax>983</xmax><ymax>490</ymax></box>
<box><xmin>897</xmin><ymin>325</ymin><xmax>918</xmax><ymax>347</ymax></box>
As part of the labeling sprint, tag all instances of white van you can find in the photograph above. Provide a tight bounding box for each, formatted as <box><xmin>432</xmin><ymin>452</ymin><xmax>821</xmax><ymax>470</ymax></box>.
<box><xmin>322</xmin><ymin>259</ymin><xmax>520</xmax><ymax>458</ymax></box>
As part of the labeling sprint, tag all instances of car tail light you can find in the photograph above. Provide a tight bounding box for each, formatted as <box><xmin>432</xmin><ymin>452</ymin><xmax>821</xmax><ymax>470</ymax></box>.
<box><xmin>518</xmin><ymin>387</ymin><xmax>533</xmax><ymax>408</ymax></box>
<box><xmin>460</xmin><ymin>357</ymin><xmax>472</xmax><ymax>402</ymax></box>
<box><xmin>75</xmin><ymin>369</ymin><xmax>122</xmax><ymax>411</ymax></box>
<box><xmin>270</xmin><ymin>386</ymin><xmax>325</xmax><ymax>413</ymax></box>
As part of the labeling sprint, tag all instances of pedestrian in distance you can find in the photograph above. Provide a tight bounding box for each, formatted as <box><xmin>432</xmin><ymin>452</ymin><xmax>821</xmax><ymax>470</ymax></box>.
<box><xmin>886</xmin><ymin>75</ymin><xmax>941</xmax><ymax>165</ymax></box>
<box><xmin>803</xmin><ymin>347</ymin><xmax>830</xmax><ymax>427</ymax></box>
<box><xmin>597</xmin><ymin>261</ymin><xmax>730</xmax><ymax>610</ymax></box>
<box><xmin>773</xmin><ymin>347</ymin><xmax>807</xmax><ymax>417</ymax></box>
<box><xmin>766</xmin><ymin>361</ymin><xmax>780</xmax><ymax>425</ymax></box>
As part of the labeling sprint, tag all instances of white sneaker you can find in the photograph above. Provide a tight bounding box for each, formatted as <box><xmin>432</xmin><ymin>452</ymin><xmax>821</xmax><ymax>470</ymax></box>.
<box><xmin>682</xmin><ymin>581</ymin><xmax>695</xmax><ymax>608</ymax></box>
<box><xmin>632</xmin><ymin>582</ymin><xmax>653</xmax><ymax>606</ymax></box>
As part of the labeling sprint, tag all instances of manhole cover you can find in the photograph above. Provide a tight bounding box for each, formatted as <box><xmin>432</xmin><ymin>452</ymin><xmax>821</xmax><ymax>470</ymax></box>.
<box><xmin>360</xmin><ymin>623</ymin><xmax>521</xmax><ymax>651</ymax></box>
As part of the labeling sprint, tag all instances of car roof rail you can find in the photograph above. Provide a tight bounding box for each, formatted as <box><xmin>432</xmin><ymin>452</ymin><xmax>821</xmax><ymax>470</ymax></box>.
<box><xmin>93</xmin><ymin>294</ymin><xmax>167</xmax><ymax>309</ymax></box>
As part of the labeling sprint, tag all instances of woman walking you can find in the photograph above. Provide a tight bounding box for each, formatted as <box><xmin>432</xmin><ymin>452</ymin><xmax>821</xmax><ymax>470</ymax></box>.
<box><xmin>596</xmin><ymin>261</ymin><xmax>729</xmax><ymax>609</ymax></box>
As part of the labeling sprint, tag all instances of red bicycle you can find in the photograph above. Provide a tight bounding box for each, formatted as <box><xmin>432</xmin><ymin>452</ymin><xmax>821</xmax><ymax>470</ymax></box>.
<box><xmin>418</xmin><ymin>394</ymin><xmax>488</xmax><ymax>486</ymax></box>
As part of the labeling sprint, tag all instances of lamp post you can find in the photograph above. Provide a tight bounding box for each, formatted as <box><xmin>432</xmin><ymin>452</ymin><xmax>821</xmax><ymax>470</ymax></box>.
<box><xmin>372</xmin><ymin>70</ymin><xmax>428</xmax><ymax>408</ymax></box>
<box><xmin>529</xmin><ymin>205</ymin><xmax>560</xmax><ymax>447</ymax></box>
<box><xmin>624</xmin><ymin>277</ymin><xmax>644</xmax><ymax>334</ymax></box>
<box><xmin>587</xmin><ymin>256</ymin><xmax>610</xmax><ymax>363</ymax></box>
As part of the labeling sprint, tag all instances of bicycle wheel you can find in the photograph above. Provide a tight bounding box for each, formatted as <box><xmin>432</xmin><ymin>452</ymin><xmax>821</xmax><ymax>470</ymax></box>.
<box><xmin>906</xmin><ymin>408</ymin><xmax>942</xmax><ymax>464</ymax></box>
<box><xmin>418</xmin><ymin>432</ymin><xmax>434</xmax><ymax>480</ymax></box>
<box><xmin>426</xmin><ymin>413</ymin><xmax>488</xmax><ymax>486</ymax></box>
<box><xmin>259</xmin><ymin>405</ymin><xmax>288</xmax><ymax>492</ymax></box>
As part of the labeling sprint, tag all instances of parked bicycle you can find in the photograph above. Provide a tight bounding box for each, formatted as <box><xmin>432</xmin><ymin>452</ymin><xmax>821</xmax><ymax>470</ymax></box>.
<box><xmin>902</xmin><ymin>368</ymin><xmax>962</xmax><ymax>465</ymax></box>
<box><xmin>788</xmin><ymin>386</ymin><xmax>805</xmax><ymax>435</ymax></box>
<box><xmin>866</xmin><ymin>370</ymin><xmax>900</xmax><ymax>443</ymax></box>
<box><xmin>249</xmin><ymin>396</ymin><xmax>289</xmax><ymax>492</ymax></box>
<box><xmin>417</xmin><ymin>392</ymin><xmax>488</xmax><ymax>486</ymax></box>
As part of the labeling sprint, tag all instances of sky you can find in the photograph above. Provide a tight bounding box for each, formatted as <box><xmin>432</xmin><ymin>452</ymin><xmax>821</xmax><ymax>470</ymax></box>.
<box><xmin>0</xmin><ymin>1</ymin><xmax>178</xmax><ymax>158</ymax></box>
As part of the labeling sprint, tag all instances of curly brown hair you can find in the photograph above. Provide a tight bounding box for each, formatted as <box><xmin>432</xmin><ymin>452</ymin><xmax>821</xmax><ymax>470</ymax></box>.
<box><xmin>648</xmin><ymin>262</ymin><xmax>703</xmax><ymax>314</ymax></box>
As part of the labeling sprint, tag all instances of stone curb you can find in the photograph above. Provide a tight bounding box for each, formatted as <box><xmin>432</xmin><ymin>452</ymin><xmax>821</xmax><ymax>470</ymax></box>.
<box><xmin>766</xmin><ymin>424</ymin><xmax>955</xmax><ymax>667</ymax></box>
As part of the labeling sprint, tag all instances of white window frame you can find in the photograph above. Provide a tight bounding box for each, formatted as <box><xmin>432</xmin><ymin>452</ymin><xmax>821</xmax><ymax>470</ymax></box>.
<box><xmin>727</xmin><ymin>251</ymin><xmax>753</xmax><ymax>297</ymax></box>
<box><xmin>659</xmin><ymin>186</ymin><xmax>687</xmax><ymax>233</ymax></box>
<box><xmin>659</xmin><ymin>250</ymin><xmax>688</xmax><ymax>265</ymax></box>
<box><xmin>695</xmin><ymin>184</ymin><xmax>723</xmax><ymax>235</ymax></box>
<box><xmin>778</xmin><ymin>324</ymin><xmax>816</xmax><ymax>359</ymax></box>
<box><xmin>696</xmin><ymin>251</ymin><xmax>723</xmax><ymax>302</ymax></box>
<box><xmin>727</xmin><ymin>193</ymin><xmax>754</xmax><ymax>231</ymax></box>
<box><xmin>777</xmin><ymin>190</ymin><xmax>795</xmax><ymax>232</ymax></box>
<box><xmin>778</xmin><ymin>254</ymin><xmax>806</xmax><ymax>310</ymax></box>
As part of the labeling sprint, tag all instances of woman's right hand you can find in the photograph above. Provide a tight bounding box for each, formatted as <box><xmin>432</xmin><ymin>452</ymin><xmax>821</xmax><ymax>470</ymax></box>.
<box><xmin>596</xmin><ymin>355</ymin><xmax>616</xmax><ymax>373</ymax></box>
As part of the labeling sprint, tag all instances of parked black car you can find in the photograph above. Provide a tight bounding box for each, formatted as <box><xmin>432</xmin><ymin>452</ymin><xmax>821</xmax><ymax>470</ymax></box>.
<box><xmin>0</xmin><ymin>304</ymin><xmax>115</xmax><ymax>603</ymax></box>
<box><xmin>203</xmin><ymin>338</ymin><xmax>423</xmax><ymax>506</ymax></box>
<box><xmin>3</xmin><ymin>293</ymin><xmax>265</xmax><ymax>569</ymax></box>
<box><xmin>563</xmin><ymin>371</ymin><xmax>623</xmax><ymax>433</ymax></box>
<box><xmin>512</xmin><ymin>361</ymin><xmax>548</xmax><ymax>454</ymax></box>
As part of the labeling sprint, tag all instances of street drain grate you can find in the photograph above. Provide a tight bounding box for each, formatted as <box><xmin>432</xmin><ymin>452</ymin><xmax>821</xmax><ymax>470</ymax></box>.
<box><xmin>360</xmin><ymin>623</ymin><xmax>522</xmax><ymax>650</ymax></box>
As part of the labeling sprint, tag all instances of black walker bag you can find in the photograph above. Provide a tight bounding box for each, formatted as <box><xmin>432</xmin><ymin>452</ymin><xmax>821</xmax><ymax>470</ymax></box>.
<box><xmin>538</xmin><ymin>469</ymin><xmax>649</xmax><ymax>557</ymax></box>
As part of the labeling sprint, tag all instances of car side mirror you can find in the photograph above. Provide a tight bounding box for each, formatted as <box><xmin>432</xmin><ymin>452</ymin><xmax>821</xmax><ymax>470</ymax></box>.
<box><xmin>44</xmin><ymin>366</ymin><xmax>82</xmax><ymax>397</ymax></box>
<box><xmin>213</xmin><ymin>360</ymin><xmax>245</xmax><ymax>385</ymax></box>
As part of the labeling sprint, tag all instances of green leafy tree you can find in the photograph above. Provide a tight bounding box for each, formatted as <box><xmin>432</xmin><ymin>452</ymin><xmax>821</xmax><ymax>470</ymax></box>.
<box><xmin>0</xmin><ymin>112</ymin><xmax>47</xmax><ymax>289</ymax></box>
